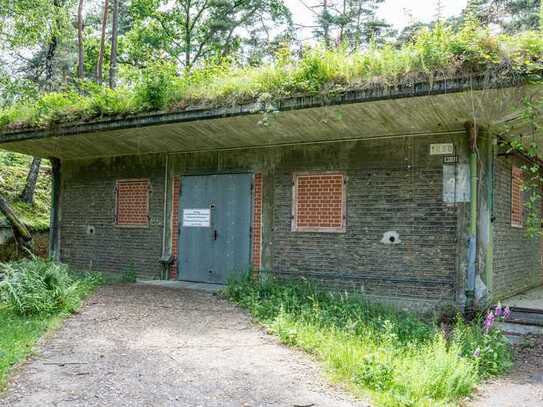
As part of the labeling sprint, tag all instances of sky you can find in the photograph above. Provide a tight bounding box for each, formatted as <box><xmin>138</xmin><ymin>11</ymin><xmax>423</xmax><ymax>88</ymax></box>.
<box><xmin>284</xmin><ymin>0</ymin><xmax>469</xmax><ymax>40</ymax></box>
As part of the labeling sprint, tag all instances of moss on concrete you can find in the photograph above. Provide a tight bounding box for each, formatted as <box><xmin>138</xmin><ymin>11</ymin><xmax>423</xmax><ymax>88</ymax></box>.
<box><xmin>0</xmin><ymin>150</ymin><xmax>50</xmax><ymax>231</ymax></box>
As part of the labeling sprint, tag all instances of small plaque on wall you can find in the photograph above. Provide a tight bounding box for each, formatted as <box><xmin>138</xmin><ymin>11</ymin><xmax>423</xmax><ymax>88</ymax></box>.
<box><xmin>430</xmin><ymin>143</ymin><xmax>454</xmax><ymax>155</ymax></box>
<box><xmin>443</xmin><ymin>155</ymin><xmax>458</xmax><ymax>164</ymax></box>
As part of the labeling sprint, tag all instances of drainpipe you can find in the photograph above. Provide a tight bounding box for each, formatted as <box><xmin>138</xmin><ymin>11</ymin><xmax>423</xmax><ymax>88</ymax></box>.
<box><xmin>465</xmin><ymin>122</ymin><xmax>478</xmax><ymax>315</ymax></box>
<box><xmin>161</xmin><ymin>154</ymin><xmax>170</xmax><ymax>280</ymax></box>
<box><xmin>484</xmin><ymin>138</ymin><xmax>495</xmax><ymax>301</ymax></box>
<box><xmin>48</xmin><ymin>158</ymin><xmax>61</xmax><ymax>262</ymax></box>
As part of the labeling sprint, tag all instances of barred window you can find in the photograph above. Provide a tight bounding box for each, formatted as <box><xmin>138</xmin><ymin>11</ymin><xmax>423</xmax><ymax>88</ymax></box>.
<box><xmin>116</xmin><ymin>179</ymin><xmax>150</xmax><ymax>226</ymax></box>
<box><xmin>292</xmin><ymin>172</ymin><xmax>346</xmax><ymax>233</ymax></box>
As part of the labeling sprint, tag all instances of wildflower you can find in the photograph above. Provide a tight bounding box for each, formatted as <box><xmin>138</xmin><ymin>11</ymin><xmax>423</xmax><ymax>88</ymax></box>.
<box><xmin>495</xmin><ymin>303</ymin><xmax>503</xmax><ymax>317</ymax></box>
<box><xmin>483</xmin><ymin>310</ymin><xmax>495</xmax><ymax>333</ymax></box>
<box><xmin>503</xmin><ymin>306</ymin><xmax>511</xmax><ymax>319</ymax></box>
<box><xmin>473</xmin><ymin>347</ymin><xmax>481</xmax><ymax>358</ymax></box>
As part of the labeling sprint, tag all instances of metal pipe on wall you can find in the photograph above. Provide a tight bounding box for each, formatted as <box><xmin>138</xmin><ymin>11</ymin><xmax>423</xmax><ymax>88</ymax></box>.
<box><xmin>465</xmin><ymin>122</ymin><xmax>478</xmax><ymax>314</ymax></box>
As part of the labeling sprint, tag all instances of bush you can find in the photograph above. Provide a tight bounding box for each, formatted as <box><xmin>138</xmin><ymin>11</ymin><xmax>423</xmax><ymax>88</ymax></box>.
<box><xmin>225</xmin><ymin>274</ymin><xmax>512</xmax><ymax>406</ymax></box>
<box><xmin>0</xmin><ymin>259</ymin><xmax>100</xmax><ymax>316</ymax></box>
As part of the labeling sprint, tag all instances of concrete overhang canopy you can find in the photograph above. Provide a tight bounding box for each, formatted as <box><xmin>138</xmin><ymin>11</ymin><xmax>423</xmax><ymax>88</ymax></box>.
<box><xmin>0</xmin><ymin>76</ymin><xmax>540</xmax><ymax>160</ymax></box>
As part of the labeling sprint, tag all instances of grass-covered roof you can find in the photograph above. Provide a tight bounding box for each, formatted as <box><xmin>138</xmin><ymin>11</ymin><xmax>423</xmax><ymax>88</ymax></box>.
<box><xmin>0</xmin><ymin>22</ymin><xmax>542</xmax><ymax>132</ymax></box>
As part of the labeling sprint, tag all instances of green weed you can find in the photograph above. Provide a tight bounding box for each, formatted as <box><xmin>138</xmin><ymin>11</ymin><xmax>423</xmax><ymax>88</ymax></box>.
<box><xmin>224</xmin><ymin>274</ymin><xmax>512</xmax><ymax>407</ymax></box>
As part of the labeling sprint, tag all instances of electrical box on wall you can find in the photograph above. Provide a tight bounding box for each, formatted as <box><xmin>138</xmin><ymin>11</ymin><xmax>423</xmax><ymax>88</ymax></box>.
<box><xmin>443</xmin><ymin>163</ymin><xmax>470</xmax><ymax>203</ymax></box>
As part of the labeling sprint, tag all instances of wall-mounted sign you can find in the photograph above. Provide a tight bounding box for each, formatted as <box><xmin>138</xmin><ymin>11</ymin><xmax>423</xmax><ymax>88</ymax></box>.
<box><xmin>183</xmin><ymin>209</ymin><xmax>211</xmax><ymax>227</ymax></box>
<box><xmin>430</xmin><ymin>143</ymin><xmax>454</xmax><ymax>155</ymax></box>
<box><xmin>443</xmin><ymin>155</ymin><xmax>458</xmax><ymax>164</ymax></box>
<box><xmin>443</xmin><ymin>163</ymin><xmax>470</xmax><ymax>203</ymax></box>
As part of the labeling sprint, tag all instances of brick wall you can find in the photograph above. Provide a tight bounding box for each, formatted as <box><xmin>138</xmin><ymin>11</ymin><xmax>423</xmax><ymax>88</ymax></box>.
<box><xmin>252</xmin><ymin>173</ymin><xmax>263</xmax><ymax>270</ymax></box>
<box><xmin>59</xmin><ymin>136</ymin><xmax>465</xmax><ymax>308</ymax></box>
<box><xmin>493</xmin><ymin>157</ymin><xmax>542</xmax><ymax>299</ymax></box>
<box><xmin>293</xmin><ymin>173</ymin><xmax>345</xmax><ymax>232</ymax></box>
<box><xmin>60</xmin><ymin>156</ymin><xmax>166</xmax><ymax>279</ymax></box>
<box><xmin>170</xmin><ymin>176</ymin><xmax>180</xmax><ymax>279</ymax></box>
<box><xmin>272</xmin><ymin>165</ymin><xmax>458</xmax><ymax>302</ymax></box>
<box><xmin>511</xmin><ymin>165</ymin><xmax>523</xmax><ymax>228</ymax></box>
<box><xmin>116</xmin><ymin>179</ymin><xmax>150</xmax><ymax>226</ymax></box>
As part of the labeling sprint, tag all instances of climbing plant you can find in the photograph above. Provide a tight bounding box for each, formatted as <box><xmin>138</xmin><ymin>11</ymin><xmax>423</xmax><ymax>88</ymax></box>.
<box><xmin>504</xmin><ymin>91</ymin><xmax>543</xmax><ymax>238</ymax></box>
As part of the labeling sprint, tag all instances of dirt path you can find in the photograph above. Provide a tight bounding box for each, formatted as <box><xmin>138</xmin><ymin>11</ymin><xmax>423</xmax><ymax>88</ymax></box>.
<box><xmin>0</xmin><ymin>284</ymin><xmax>367</xmax><ymax>407</ymax></box>
<box><xmin>469</xmin><ymin>336</ymin><xmax>543</xmax><ymax>407</ymax></box>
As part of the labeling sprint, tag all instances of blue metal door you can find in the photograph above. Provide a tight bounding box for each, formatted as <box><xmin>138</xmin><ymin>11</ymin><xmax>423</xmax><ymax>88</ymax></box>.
<box><xmin>178</xmin><ymin>174</ymin><xmax>252</xmax><ymax>284</ymax></box>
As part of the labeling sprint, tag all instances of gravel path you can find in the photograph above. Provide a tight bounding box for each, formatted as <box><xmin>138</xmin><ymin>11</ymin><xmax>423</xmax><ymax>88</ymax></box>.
<box><xmin>469</xmin><ymin>335</ymin><xmax>543</xmax><ymax>407</ymax></box>
<box><xmin>0</xmin><ymin>284</ymin><xmax>367</xmax><ymax>407</ymax></box>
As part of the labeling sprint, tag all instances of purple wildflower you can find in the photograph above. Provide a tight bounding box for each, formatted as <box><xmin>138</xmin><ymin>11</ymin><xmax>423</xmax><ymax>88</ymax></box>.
<box><xmin>483</xmin><ymin>310</ymin><xmax>495</xmax><ymax>333</ymax></box>
<box><xmin>503</xmin><ymin>306</ymin><xmax>511</xmax><ymax>319</ymax></box>
<box><xmin>495</xmin><ymin>303</ymin><xmax>503</xmax><ymax>317</ymax></box>
<box><xmin>473</xmin><ymin>347</ymin><xmax>481</xmax><ymax>358</ymax></box>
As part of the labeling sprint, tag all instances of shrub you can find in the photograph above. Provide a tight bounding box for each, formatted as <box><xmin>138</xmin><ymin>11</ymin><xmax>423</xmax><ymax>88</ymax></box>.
<box><xmin>134</xmin><ymin>62</ymin><xmax>180</xmax><ymax>110</ymax></box>
<box><xmin>0</xmin><ymin>259</ymin><xmax>99</xmax><ymax>316</ymax></box>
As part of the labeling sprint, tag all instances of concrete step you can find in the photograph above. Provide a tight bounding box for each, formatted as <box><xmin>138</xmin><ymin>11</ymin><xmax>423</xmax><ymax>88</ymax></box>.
<box><xmin>508</xmin><ymin>307</ymin><xmax>543</xmax><ymax>326</ymax></box>
<box><xmin>494</xmin><ymin>306</ymin><xmax>543</xmax><ymax>337</ymax></box>
<box><xmin>496</xmin><ymin>321</ymin><xmax>543</xmax><ymax>336</ymax></box>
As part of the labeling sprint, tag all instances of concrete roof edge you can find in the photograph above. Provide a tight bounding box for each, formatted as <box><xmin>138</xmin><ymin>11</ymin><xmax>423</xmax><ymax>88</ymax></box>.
<box><xmin>0</xmin><ymin>73</ymin><xmax>525</xmax><ymax>145</ymax></box>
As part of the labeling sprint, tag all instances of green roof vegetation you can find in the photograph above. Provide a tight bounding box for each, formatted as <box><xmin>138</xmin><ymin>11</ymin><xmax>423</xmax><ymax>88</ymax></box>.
<box><xmin>1</xmin><ymin>21</ymin><xmax>542</xmax><ymax>132</ymax></box>
<box><xmin>0</xmin><ymin>151</ymin><xmax>50</xmax><ymax>231</ymax></box>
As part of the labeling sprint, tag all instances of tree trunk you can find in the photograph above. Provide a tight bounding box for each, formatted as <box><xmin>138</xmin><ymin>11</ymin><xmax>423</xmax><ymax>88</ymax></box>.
<box><xmin>184</xmin><ymin>0</ymin><xmax>191</xmax><ymax>70</ymax></box>
<box><xmin>44</xmin><ymin>38</ymin><xmax>58</xmax><ymax>89</ymax></box>
<box><xmin>45</xmin><ymin>0</ymin><xmax>63</xmax><ymax>89</ymax></box>
<box><xmin>96</xmin><ymin>0</ymin><xmax>109</xmax><ymax>84</ymax></box>
<box><xmin>109</xmin><ymin>0</ymin><xmax>119</xmax><ymax>89</ymax></box>
<box><xmin>322</xmin><ymin>0</ymin><xmax>330</xmax><ymax>48</ymax></box>
<box><xmin>20</xmin><ymin>158</ymin><xmax>41</xmax><ymax>205</ymax></box>
<box><xmin>0</xmin><ymin>195</ymin><xmax>33</xmax><ymax>254</ymax></box>
<box><xmin>77</xmin><ymin>0</ymin><xmax>85</xmax><ymax>79</ymax></box>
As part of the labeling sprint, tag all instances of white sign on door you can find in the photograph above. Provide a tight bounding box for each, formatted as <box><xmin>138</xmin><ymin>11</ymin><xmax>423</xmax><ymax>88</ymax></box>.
<box><xmin>183</xmin><ymin>209</ymin><xmax>211</xmax><ymax>227</ymax></box>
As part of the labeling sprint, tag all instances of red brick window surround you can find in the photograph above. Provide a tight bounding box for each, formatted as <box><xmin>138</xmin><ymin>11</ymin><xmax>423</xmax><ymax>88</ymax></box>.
<box><xmin>170</xmin><ymin>176</ymin><xmax>181</xmax><ymax>279</ymax></box>
<box><xmin>252</xmin><ymin>174</ymin><xmax>263</xmax><ymax>270</ymax></box>
<box><xmin>511</xmin><ymin>165</ymin><xmax>523</xmax><ymax>228</ymax></box>
<box><xmin>115</xmin><ymin>179</ymin><xmax>150</xmax><ymax>226</ymax></box>
<box><xmin>292</xmin><ymin>172</ymin><xmax>346</xmax><ymax>233</ymax></box>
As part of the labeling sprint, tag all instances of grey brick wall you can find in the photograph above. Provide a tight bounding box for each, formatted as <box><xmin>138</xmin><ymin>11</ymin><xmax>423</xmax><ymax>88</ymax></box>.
<box><xmin>58</xmin><ymin>135</ymin><xmax>466</xmax><ymax>308</ymax></box>
<box><xmin>60</xmin><ymin>155</ymin><xmax>166</xmax><ymax>279</ymax></box>
<box><xmin>492</xmin><ymin>156</ymin><xmax>542</xmax><ymax>300</ymax></box>
<box><xmin>271</xmin><ymin>141</ymin><xmax>460</xmax><ymax>304</ymax></box>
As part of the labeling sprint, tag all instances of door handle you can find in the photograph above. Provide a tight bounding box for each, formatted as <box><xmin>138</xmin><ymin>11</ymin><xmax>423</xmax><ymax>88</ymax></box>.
<box><xmin>213</xmin><ymin>230</ymin><xmax>218</xmax><ymax>240</ymax></box>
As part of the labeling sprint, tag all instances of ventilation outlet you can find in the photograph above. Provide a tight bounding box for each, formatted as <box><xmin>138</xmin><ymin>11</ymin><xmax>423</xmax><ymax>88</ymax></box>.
<box><xmin>381</xmin><ymin>231</ymin><xmax>401</xmax><ymax>245</ymax></box>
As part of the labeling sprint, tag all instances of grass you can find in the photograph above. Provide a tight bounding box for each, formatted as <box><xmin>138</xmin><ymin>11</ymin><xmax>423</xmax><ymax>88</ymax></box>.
<box><xmin>224</xmin><ymin>274</ymin><xmax>512</xmax><ymax>407</ymax></box>
<box><xmin>0</xmin><ymin>259</ymin><xmax>104</xmax><ymax>389</ymax></box>
<box><xmin>0</xmin><ymin>21</ymin><xmax>542</xmax><ymax>131</ymax></box>
<box><xmin>0</xmin><ymin>306</ymin><xmax>63</xmax><ymax>389</ymax></box>
<box><xmin>0</xmin><ymin>150</ymin><xmax>50</xmax><ymax>231</ymax></box>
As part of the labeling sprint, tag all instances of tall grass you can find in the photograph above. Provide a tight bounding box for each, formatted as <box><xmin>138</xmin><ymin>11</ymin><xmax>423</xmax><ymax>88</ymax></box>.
<box><xmin>1</xmin><ymin>21</ymin><xmax>542</xmax><ymax>130</ymax></box>
<box><xmin>224</xmin><ymin>274</ymin><xmax>512</xmax><ymax>407</ymax></box>
<box><xmin>0</xmin><ymin>259</ymin><xmax>102</xmax><ymax>316</ymax></box>
<box><xmin>0</xmin><ymin>259</ymin><xmax>103</xmax><ymax>389</ymax></box>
